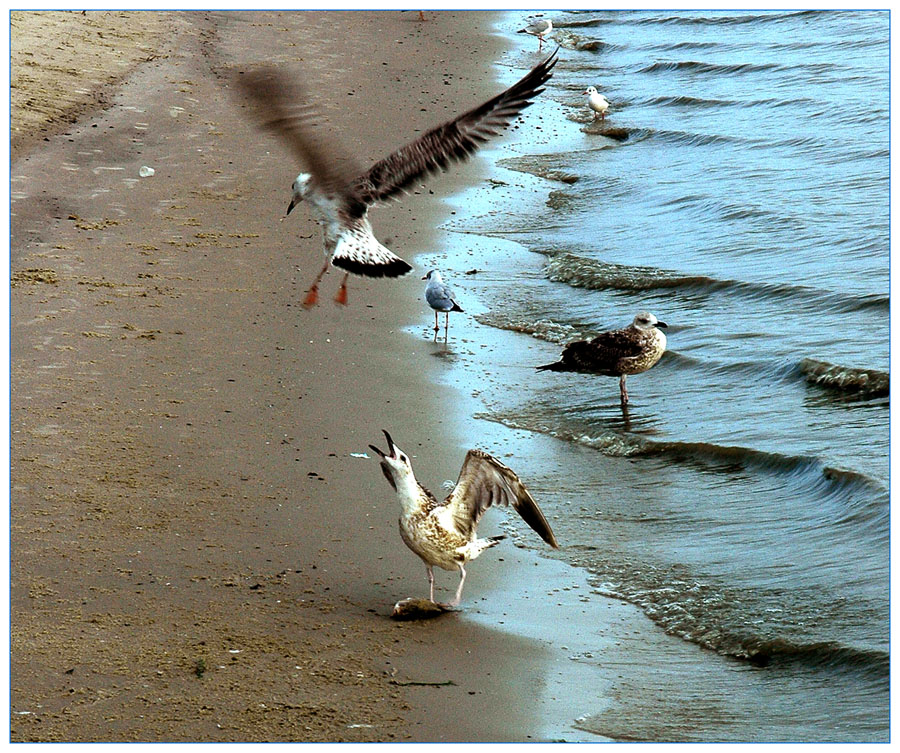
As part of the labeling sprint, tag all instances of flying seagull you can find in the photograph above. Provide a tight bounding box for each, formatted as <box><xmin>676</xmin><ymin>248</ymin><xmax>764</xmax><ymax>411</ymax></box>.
<box><xmin>369</xmin><ymin>430</ymin><xmax>559</xmax><ymax>607</ymax></box>
<box><xmin>538</xmin><ymin>312</ymin><xmax>668</xmax><ymax>404</ymax></box>
<box><xmin>234</xmin><ymin>50</ymin><xmax>559</xmax><ymax>307</ymax></box>
<box><xmin>519</xmin><ymin>18</ymin><xmax>553</xmax><ymax>51</ymax></box>
<box><xmin>423</xmin><ymin>269</ymin><xmax>463</xmax><ymax>341</ymax></box>
<box><xmin>584</xmin><ymin>86</ymin><xmax>610</xmax><ymax>120</ymax></box>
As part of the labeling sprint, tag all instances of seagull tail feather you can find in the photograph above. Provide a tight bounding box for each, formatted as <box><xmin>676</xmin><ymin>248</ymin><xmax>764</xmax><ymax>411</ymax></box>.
<box><xmin>536</xmin><ymin>360</ymin><xmax>569</xmax><ymax>371</ymax></box>
<box><xmin>331</xmin><ymin>225</ymin><xmax>413</xmax><ymax>279</ymax></box>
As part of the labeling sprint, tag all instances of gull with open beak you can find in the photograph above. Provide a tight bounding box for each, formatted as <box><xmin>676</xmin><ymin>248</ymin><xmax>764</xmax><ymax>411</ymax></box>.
<box><xmin>369</xmin><ymin>430</ymin><xmax>559</xmax><ymax>607</ymax></box>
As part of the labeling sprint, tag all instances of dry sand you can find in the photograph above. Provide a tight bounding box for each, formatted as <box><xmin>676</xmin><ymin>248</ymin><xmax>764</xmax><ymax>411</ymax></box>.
<box><xmin>10</xmin><ymin>9</ymin><xmax>610</xmax><ymax>742</ymax></box>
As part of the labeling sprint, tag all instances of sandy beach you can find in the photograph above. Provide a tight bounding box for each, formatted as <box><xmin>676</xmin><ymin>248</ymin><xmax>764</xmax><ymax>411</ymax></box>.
<box><xmin>10</xmin><ymin>9</ymin><xmax>606</xmax><ymax>742</ymax></box>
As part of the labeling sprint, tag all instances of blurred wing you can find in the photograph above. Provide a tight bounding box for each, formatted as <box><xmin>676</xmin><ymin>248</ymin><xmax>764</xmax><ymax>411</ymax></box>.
<box><xmin>354</xmin><ymin>49</ymin><xmax>559</xmax><ymax>206</ymax></box>
<box><xmin>444</xmin><ymin>450</ymin><xmax>558</xmax><ymax>548</ymax></box>
<box><xmin>232</xmin><ymin>66</ymin><xmax>364</xmax><ymax>203</ymax></box>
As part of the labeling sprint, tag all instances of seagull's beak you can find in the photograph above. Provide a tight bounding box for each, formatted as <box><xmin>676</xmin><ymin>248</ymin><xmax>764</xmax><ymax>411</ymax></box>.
<box><xmin>382</xmin><ymin>430</ymin><xmax>397</xmax><ymax>458</ymax></box>
<box><xmin>368</xmin><ymin>429</ymin><xmax>397</xmax><ymax>460</ymax></box>
<box><xmin>421</xmin><ymin>274</ymin><xmax>428</xmax><ymax>280</ymax></box>
<box><xmin>656</xmin><ymin>321</ymin><xmax>668</xmax><ymax>329</ymax></box>
<box><xmin>285</xmin><ymin>196</ymin><xmax>300</xmax><ymax>217</ymax></box>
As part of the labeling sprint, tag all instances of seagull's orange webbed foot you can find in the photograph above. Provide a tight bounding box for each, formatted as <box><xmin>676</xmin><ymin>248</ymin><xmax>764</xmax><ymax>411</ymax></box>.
<box><xmin>302</xmin><ymin>286</ymin><xmax>319</xmax><ymax>309</ymax></box>
<box><xmin>334</xmin><ymin>284</ymin><xmax>348</xmax><ymax>306</ymax></box>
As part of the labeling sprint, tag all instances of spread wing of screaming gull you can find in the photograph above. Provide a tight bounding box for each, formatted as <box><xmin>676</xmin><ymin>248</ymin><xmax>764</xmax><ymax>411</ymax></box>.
<box><xmin>538</xmin><ymin>312</ymin><xmax>668</xmax><ymax>405</ymax></box>
<box><xmin>369</xmin><ymin>430</ymin><xmax>558</xmax><ymax>608</ymax></box>
<box><xmin>234</xmin><ymin>49</ymin><xmax>559</xmax><ymax>307</ymax></box>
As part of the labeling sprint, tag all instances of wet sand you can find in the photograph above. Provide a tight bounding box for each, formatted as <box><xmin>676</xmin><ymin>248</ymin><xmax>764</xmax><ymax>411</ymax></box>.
<box><xmin>11</xmin><ymin>9</ymin><xmax>649</xmax><ymax>742</ymax></box>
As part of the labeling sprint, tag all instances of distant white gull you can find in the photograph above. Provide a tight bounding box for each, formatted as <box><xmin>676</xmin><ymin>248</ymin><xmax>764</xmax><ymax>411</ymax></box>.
<box><xmin>519</xmin><ymin>18</ymin><xmax>553</xmax><ymax>51</ymax></box>
<box><xmin>369</xmin><ymin>430</ymin><xmax>559</xmax><ymax>607</ymax></box>
<box><xmin>423</xmin><ymin>269</ymin><xmax>463</xmax><ymax>341</ymax></box>
<box><xmin>538</xmin><ymin>312</ymin><xmax>668</xmax><ymax>404</ymax></box>
<box><xmin>234</xmin><ymin>50</ymin><xmax>558</xmax><ymax>307</ymax></box>
<box><xmin>584</xmin><ymin>86</ymin><xmax>610</xmax><ymax>120</ymax></box>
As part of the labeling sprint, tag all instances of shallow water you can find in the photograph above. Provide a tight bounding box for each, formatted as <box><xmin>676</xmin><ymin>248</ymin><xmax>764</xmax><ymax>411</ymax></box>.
<box><xmin>415</xmin><ymin>9</ymin><xmax>888</xmax><ymax>743</ymax></box>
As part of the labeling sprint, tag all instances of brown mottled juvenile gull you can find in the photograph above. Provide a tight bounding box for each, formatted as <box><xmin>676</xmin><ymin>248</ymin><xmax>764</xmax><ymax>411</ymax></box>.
<box><xmin>233</xmin><ymin>50</ymin><xmax>558</xmax><ymax>307</ymax></box>
<box><xmin>369</xmin><ymin>430</ymin><xmax>559</xmax><ymax>608</ymax></box>
<box><xmin>538</xmin><ymin>312</ymin><xmax>668</xmax><ymax>404</ymax></box>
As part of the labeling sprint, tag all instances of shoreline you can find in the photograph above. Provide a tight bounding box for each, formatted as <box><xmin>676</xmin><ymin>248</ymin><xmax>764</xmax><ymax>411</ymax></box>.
<box><xmin>11</xmin><ymin>9</ymin><xmax>625</xmax><ymax>742</ymax></box>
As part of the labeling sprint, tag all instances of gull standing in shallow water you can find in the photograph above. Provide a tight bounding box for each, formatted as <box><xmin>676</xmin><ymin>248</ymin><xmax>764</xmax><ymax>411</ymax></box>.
<box><xmin>369</xmin><ymin>431</ymin><xmax>559</xmax><ymax>607</ymax></box>
<box><xmin>234</xmin><ymin>50</ymin><xmax>558</xmax><ymax>307</ymax></box>
<box><xmin>518</xmin><ymin>18</ymin><xmax>553</xmax><ymax>51</ymax></box>
<box><xmin>423</xmin><ymin>270</ymin><xmax>463</xmax><ymax>341</ymax></box>
<box><xmin>538</xmin><ymin>312</ymin><xmax>668</xmax><ymax>404</ymax></box>
<box><xmin>584</xmin><ymin>86</ymin><xmax>610</xmax><ymax>120</ymax></box>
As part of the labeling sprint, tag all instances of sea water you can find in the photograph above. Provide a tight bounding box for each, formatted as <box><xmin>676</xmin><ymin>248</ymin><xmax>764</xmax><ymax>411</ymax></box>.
<box><xmin>415</xmin><ymin>9</ymin><xmax>889</xmax><ymax>742</ymax></box>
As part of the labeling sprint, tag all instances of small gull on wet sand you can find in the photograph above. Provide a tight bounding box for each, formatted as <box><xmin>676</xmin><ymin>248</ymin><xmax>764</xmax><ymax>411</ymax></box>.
<box><xmin>584</xmin><ymin>86</ymin><xmax>610</xmax><ymax>120</ymax></box>
<box><xmin>233</xmin><ymin>50</ymin><xmax>558</xmax><ymax>307</ymax></box>
<box><xmin>537</xmin><ymin>312</ymin><xmax>668</xmax><ymax>404</ymax></box>
<box><xmin>423</xmin><ymin>270</ymin><xmax>463</xmax><ymax>341</ymax></box>
<box><xmin>369</xmin><ymin>430</ymin><xmax>559</xmax><ymax>610</ymax></box>
<box><xmin>518</xmin><ymin>18</ymin><xmax>553</xmax><ymax>51</ymax></box>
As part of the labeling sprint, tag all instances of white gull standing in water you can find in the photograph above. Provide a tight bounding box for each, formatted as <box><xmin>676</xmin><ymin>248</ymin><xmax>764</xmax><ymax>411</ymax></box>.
<box><xmin>423</xmin><ymin>270</ymin><xmax>463</xmax><ymax>341</ymax></box>
<box><xmin>518</xmin><ymin>18</ymin><xmax>553</xmax><ymax>51</ymax></box>
<box><xmin>538</xmin><ymin>312</ymin><xmax>668</xmax><ymax>404</ymax></box>
<box><xmin>369</xmin><ymin>430</ymin><xmax>559</xmax><ymax>608</ymax></box>
<box><xmin>234</xmin><ymin>50</ymin><xmax>558</xmax><ymax>307</ymax></box>
<box><xmin>584</xmin><ymin>86</ymin><xmax>610</xmax><ymax>120</ymax></box>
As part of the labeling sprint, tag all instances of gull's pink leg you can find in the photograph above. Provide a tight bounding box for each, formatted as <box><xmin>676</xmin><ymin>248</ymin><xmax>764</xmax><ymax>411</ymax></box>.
<box><xmin>619</xmin><ymin>374</ymin><xmax>629</xmax><ymax>405</ymax></box>
<box><xmin>433</xmin><ymin>311</ymin><xmax>439</xmax><ymax>341</ymax></box>
<box><xmin>427</xmin><ymin>566</ymin><xmax>435</xmax><ymax>602</ymax></box>
<box><xmin>447</xmin><ymin>564</ymin><xmax>467</xmax><ymax>607</ymax></box>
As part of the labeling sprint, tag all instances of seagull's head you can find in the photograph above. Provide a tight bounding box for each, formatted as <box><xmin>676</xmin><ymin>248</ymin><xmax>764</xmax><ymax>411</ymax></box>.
<box><xmin>633</xmin><ymin>312</ymin><xmax>668</xmax><ymax>331</ymax></box>
<box><xmin>421</xmin><ymin>270</ymin><xmax>441</xmax><ymax>283</ymax></box>
<box><xmin>369</xmin><ymin>430</ymin><xmax>415</xmax><ymax>492</ymax></box>
<box><xmin>286</xmin><ymin>173</ymin><xmax>312</xmax><ymax>216</ymax></box>
<box><xmin>584</xmin><ymin>86</ymin><xmax>598</xmax><ymax>97</ymax></box>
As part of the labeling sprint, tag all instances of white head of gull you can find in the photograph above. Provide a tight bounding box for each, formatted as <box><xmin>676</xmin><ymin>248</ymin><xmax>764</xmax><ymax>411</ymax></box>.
<box><xmin>369</xmin><ymin>430</ymin><xmax>559</xmax><ymax>608</ymax></box>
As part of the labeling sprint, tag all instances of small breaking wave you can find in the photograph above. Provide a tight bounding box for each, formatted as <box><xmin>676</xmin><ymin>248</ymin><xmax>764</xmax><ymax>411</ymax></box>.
<box><xmin>586</xmin><ymin>568</ymin><xmax>889</xmax><ymax>678</ymax></box>
<box><xmin>474</xmin><ymin>312</ymin><xmax>587</xmax><ymax>345</ymax></box>
<box><xmin>800</xmin><ymin>358</ymin><xmax>889</xmax><ymax>397</ymax></box>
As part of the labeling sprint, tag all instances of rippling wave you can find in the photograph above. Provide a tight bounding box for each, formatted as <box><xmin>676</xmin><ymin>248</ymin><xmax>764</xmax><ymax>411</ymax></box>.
<box><xmin>482</xmin><ymin>409</ymin><xmax>887</xmax><ymax>507</ymax></box>
<box><xmin>639</xmin><ymin>60</ymin><xmax>780</xmax><ymax>75</ymax></box>
<box><xmin>542</xmin><ymin>252</ymin><xmax>888</xmax><ymax>314</ymax></box>
<box><xmin>584</xmin><ymin>564</ymin><xmax>890</xmax><ymax>678</ymax></box>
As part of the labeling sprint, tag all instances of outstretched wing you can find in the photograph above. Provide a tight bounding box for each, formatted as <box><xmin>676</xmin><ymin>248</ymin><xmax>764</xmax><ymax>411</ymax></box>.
<box><xmin>352</xmin><ymin>49</ymin><xmax>559</xmax><ymax>207</ymax></box>
<box><xmin>444</xmin><ymin>450</ymin><xmax>558</xmax><ymax>548</ymax></box>
<box><xmin>232</xmin><ymin>66</ymin><xmax>365</xmax><ymax>210</ymax></box>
